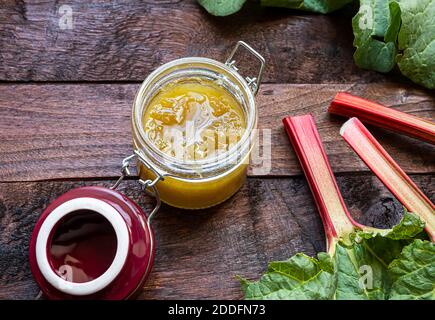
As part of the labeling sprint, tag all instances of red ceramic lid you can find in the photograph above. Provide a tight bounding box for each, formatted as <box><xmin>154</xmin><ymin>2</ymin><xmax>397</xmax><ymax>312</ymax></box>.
<box><xmin>29</xmin><ymin>186</ymin><xmax>155</xmax><ymax>300</ymax></box>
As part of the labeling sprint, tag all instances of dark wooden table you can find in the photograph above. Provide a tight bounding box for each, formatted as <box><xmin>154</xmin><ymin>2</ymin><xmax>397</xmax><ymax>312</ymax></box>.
<box><xmin>0</xmin><ymin>1</ymin><xmax>433</xmax><ymax>300</ymax></box>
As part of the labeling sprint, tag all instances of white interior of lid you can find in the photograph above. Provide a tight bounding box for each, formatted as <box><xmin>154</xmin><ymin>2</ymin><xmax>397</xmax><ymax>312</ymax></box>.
<box><xmin>35</xmin><ymin>197</ymin><xmax>129</xmax><ymax>296</ymax></box>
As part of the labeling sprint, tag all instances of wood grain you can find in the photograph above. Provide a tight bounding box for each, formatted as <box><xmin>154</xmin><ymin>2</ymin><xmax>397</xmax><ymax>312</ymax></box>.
<box><xmin>1</xmin><ymin>0</ymin><xmax>433</xmax><ymax>303</ymax></box>
<box><xmin>0</xmin><ymin>0</ymin><xmax>394</xmax><ymax>83</ymax></box>
<box><xmin>0</xmin><ymin>174</ymin><xmax>433</xmax><ymax>299</ymax></box>
<box><xmin>0</xmin><ymin>83</ymin><xmax>433</xmax><ymax>182</ymax></box>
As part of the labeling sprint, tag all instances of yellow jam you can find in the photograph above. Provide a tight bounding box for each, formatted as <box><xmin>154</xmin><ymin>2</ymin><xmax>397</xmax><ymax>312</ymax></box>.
<box><xmin>142</xmin><ymin>79</ymin><xmax>246</xmax><ymax>161</ymax></box>
<box><xmin>138</xmin><ymin>162</ymin><xmax>249</xmax><ymax>209</ymax></box>
<box><xmin>137</xmin><ymin>78</ymin><xmax>251</xmax><ymax>209</ymax></box>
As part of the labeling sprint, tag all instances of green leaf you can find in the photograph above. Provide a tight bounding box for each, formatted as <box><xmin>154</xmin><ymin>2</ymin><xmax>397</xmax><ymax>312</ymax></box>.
<box><xmin>328</xmin><ymin>212</ymin><xmax>423</xmax><ymax>300</ymax></box>
<box><xmin>334</xmin><ymin>242</ymin><xmax>390</xmax><ymax>299</ymax></box>
<box><xmin>260</xmin><ymin>0</ymin><xmax>352</xmax><ymax>13</ymax></box>
<box><xmin>395</xmin><ymin>0</ymin><xmax>435</xmax><ymax>89</ymax></box>
<box><xmin>384</xmin><ymin>1</ymin><xmax>401</xmax><ymax>43</ymax></box>
<box><xmin>197</xmin><ymin>0</ymin><xmax>352</xmax><ymax>15</ymax></box>
<box><xmin>352</xmin><ymin>0</ymin><xmax>400</xmax><ymax>73</ymax></box>
<box><xmin>355</xmin><ymin>211</ymin><xmax>426</xmax><ymax>241</ymax></box>
<box><xmin>380</xmin><ymin>211</ymin><xmax>427</xmax><ymax>240</ymax></box>
<box><xmin>240</xmin><ymin>212</ymin><xmax>434</xmax><ymax>300</ymax></box>
<box><xmin>352</xmin><ymin>212</ymin><xmax>428</xmax><ymax>265</ymax></box>
<box><xmin>389</xmin><ymin>240</ymin><xmax>435</xmax><ymax>299</ymax></box>
<box><xmin>240</xmin><ymin>253</ymin><xmax>336</xmax><ymax>299</ymax></box>
<box><xmin>197</xmin><ymin>0</ymin><xmax>247</xmax><ymax>16</ymax></box>
<box><xmin>351</xmin><ymin>0</ymin><xmax>435</xmax><ymax>89</ymax></box>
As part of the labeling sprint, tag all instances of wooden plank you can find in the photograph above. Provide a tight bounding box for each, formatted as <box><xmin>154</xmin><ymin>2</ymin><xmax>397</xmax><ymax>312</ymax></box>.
<box><xmin>0</xmin><ymin>174</ymin><xmax>433</xmax><ymax>299</ymax></box>
<box><xmin>0</xmin><ymin>0</ymin><xmax>388</xmax><ymax>83</ymax></box>
<box><xmin>0</xmin><ymin>83</ymin><xmax>433</xmax><ymax>182</ymax></box>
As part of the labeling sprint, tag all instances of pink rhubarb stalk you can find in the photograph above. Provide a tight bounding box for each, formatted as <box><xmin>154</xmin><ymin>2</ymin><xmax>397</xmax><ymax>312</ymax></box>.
<box><xmin>340</xmin><ymin>118</ymin><xmax>435</xmax><ymax>242</ymax></box>
<box><xmin>329</xmin><ymin>92</ymin><xmax>435</xmax><ymax>144</ymax></box>
<box><xmin>282</xmin><ymin>114</ymin><xmax>365</xmax><ymax>253</ymax></box>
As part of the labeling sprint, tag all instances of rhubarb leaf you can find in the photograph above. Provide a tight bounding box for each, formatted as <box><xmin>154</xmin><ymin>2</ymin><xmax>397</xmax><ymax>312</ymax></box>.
<box><xmin>239</xmin><ymin>253</ymin><xmax>336</xmax><ymax>300</ymax></box>
<box><xmin>355</xmin><ymin>211</ymin><xmax>426</xmax><ymax>241</ymax></box>
<box><xmin>352</xmin><ymin>212</ymin><xmax>427</xmax><ymax>266</ymax></box>
<box><xmin>395</xmin><ymin>0</ymin><xmax>435</xmax><ymax>89</ymax></box>
<box><xmin>260</xmin><ymin>0</ymin><xmax>353</xmax><ymax>13</ymax></box>
<box><xmin>352</xmin><ymin>0</ymin><xmax>400</xmax><ymax>73</ymax></box>
<box><xmin>334</xmin><ymin>213</ymin><xmax>427</xmax><ymax>299</ymax></box>
<box><xmin>334</xmin><ymin>242</ymin><xmax>389</xmax><ymax>299</ymax></box>
<box><xmin>197</xmin><ymin>0</ymin><xmax>352</xmax><ymax>16</ymax></box>
<box><xmin>388</xmin><ymin>240</ymin><xmax>435</xmax><ymax>300</ymax></box>
<box><xmin>197</xmin><ymin>0</ymin><xmax>247</xmax><ymax>16</ymax></box>
<box><xmin>240</xmin><ymin>212</ymin><xmax>435</xmax><ymax>300</ymax></box>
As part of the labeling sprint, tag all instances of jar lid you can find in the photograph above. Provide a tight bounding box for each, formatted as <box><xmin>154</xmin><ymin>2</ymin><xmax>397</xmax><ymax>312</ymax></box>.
<box><xmin>29</xmin><ymin>186</ymin><xmax>155</xmax><ymax>300</ymax></box>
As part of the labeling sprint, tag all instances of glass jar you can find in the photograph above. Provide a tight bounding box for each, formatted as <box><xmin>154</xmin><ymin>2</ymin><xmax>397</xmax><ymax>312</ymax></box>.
<box><xmin>131</xmin><ymin>42</ymin><xmax>265</xmax><ymax>209</ymax></box>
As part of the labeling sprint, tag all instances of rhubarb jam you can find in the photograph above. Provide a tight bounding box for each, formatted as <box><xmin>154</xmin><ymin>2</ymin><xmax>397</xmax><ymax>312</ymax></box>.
<box><xmin>142</xmin><ymin>79</ymin><xmax>246</xmax><ymax>161</ymax></box>
<box><xmin>49</xmin><ymin>210</ymin><xmax>117</xmax><ymax>283</ymax></box>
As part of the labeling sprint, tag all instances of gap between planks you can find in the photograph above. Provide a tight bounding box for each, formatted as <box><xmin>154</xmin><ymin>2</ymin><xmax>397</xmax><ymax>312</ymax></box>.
<box><xmin>0</xmin><ymin>171</ymin><xmax>433</xmax><ymax>184</ymax></box>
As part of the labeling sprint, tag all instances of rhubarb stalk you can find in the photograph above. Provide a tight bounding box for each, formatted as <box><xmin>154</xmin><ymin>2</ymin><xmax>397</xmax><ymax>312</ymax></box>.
<box><xmin>329</xmin><ymin>92</ymin><xmax>435</xmax><ymax>144</ymax></box>
<box><xmin>240</xmin><ymin>114</ymin><xmax>434</xmax><ymax>300</ymax></box>
<box><xmin>282</xmin><ymin>114</ymin><xmax>364</xmax><ymax>252</ymax></box>
<box><xmin>340</xmin><ymin>117</ymin><xmax>435</xmax><ymax>241</ymax></box>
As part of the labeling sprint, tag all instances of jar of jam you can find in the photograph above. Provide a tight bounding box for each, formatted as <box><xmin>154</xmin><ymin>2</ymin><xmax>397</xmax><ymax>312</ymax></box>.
<box><xmin>29</xmin><ymin>42</ymin><xmax>265</xmax><ymax>299</ymax></box>
<box><xmin>132</xmin><ymin>41</ymin><xmax>265</xmax><ymax>209</ymax></box>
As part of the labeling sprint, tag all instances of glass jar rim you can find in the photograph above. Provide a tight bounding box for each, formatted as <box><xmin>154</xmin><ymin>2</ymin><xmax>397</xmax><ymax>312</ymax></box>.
<box><xmin>131</xmin><ymin>57</ymin><xmax>257</xmax><ymax>178</ymax></box>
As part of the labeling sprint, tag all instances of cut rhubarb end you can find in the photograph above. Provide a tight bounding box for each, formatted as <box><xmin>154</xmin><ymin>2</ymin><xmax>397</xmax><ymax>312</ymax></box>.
<box><xmin>330</xmin><ymin>92</ymin><xmax>435</xmax><ymax>144</ymax></box>
<box><xmin>282</xmin><ymin>114</ymin><xmax>360</xmax><ymax>252</ymax></box>
<box><xmin>340</xmin><ymin>118</ymin><xmax>435</xmax><ymax>242</ymax></box>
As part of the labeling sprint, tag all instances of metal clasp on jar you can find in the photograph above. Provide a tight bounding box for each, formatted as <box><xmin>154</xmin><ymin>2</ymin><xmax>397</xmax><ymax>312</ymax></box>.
<box><xmin>225</xmin><ymin>41</ymin><xmax>265</xmax><ymax>95</ymax></box>
<box><xmin>111</xmin><ymin>150</ymin><xmax>165</xmax><ymax>223</ymax></box>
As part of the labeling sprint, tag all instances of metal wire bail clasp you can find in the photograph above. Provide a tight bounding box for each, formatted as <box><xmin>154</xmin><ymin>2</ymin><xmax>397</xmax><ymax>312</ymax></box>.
<box><xmin>225</xmin><ymin>41</ymin><xmax>265</xmax><ymax>95</ymax></box>
<box><xmin>111</xmin><ymin>150</ymin><xmax>164</xmax><ymax>223</ymax></box>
